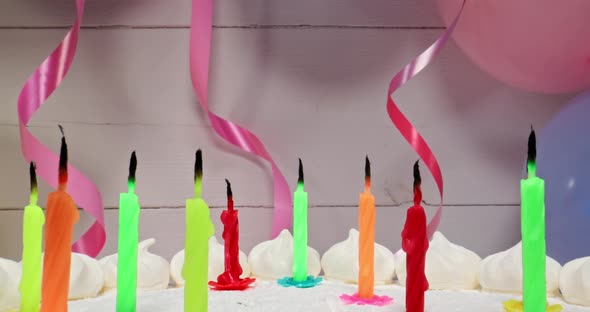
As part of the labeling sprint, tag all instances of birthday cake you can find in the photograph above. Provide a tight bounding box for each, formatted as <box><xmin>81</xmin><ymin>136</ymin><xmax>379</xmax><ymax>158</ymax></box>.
<box><xmin>2</xmin><ymin>133</ymin><xmax>590</xmax><ymax>311</ymax></box>
<box><xmin>65</xmin><ymin>281</ymin><xmax>590</xmax><ymax>312</ymax></box>
<box><xmin>2</xmin><ymin>230</ymin><xmax>590</xmax><ymax>311</ymax></box>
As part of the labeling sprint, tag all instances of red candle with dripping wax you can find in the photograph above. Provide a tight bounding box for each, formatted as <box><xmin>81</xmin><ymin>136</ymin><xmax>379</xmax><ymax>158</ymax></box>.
<box><xmin>401</xmin><ymin>160</ymin><xmax>429</xmax><ymax>312</ymax></box>
<box><xmin>209</xmin><ymin>180</ymin><xmax>255</xmax><ymax>290</ymax></box>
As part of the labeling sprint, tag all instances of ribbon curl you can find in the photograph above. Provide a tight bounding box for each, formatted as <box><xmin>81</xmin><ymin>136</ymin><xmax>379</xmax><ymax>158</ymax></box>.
<box><xmin>17</xmin><ymin>0</ymin><xmax>106</xmax><ymax>257</ymax></box>
<box><xmin>190</xmin><ymin>0</ymin><xmax>464</xmax><ymax>239</ymax></box>
<box><xmin>190</xmin><ymin>0</ymin><xmax>292</xmax><ymax>237</ymax></box>
<box><xmin>387</xmin><ymin>0</ymin><xmax>465</xmax><ymax>238</ymax></box>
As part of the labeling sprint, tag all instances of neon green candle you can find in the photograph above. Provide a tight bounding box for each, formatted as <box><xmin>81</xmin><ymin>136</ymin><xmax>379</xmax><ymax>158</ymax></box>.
<box><xmin>292</xmin><ymin>158</ymin><xmax>308</xmax><ymax>282</ymax></box>
<box><xmin>117</xmin><ymin>151</ymin><xmax>140</xmax><ymax>312</ymax></box>
<box><xmin>19</xmin><ymin>162</ymin><xmax>45</xmax><ymax>312</ymax></box>
<box><xmin>521</xmin><ymin>128</ymin><xmax>546</xmax><ymax>312</ymax></box>
<box><xmin>183</xmin><ymin>149</ymin><xmax>214</xmax><ymax>312</ymax></box>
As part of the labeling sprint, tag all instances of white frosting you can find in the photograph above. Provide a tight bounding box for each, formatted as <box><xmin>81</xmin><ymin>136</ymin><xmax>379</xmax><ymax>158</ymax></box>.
<box><xmin>479</xmin><ymin>241</ymin><xmax>561</xmax><ymax>295</ymax></box>
<box><xmin>67</xmin><ymin>253</ymin><xmax>104</xmax><ymax>299</ymax></box>
<box><xmin>0</xmin><ymin>258</ymin><xmax>21</xmax><ymax>311</ymax></box>
<box><xmin>560</xmin><ymin>257</ymin><xmax>590</xmax><ymax>306</ymax></box>
<box><xmin>395</xmin><ymin>231</ymin><xmax>481</xmax><ymax>290</ymax></box>
<box><xmin>100</xmin><ymin>238</ymin><xmax>170</xmax><ymax>292</ymax></box>
<box><xmin>321</xmin><ymin>229</ymin><xmax>396</xmax><ymax>284</ymax></box>
<box><xmin>170</xmin><ymin>236</ymin><xmax>250</xmax><ymax>286</ymax></box>
<box><xmin>248</xmin><ymin>229</ymin><xmax>321</xmax><ymax>279</ymax></box>
<box><xmin>15</xmin><ymin>253</ymin><xmax>104</xmax><ymax>301</ymax></box>
<box><xmin>69</xmin><ymin>280</ymin><xmax>590</xmax><ymax>312</ymax></box>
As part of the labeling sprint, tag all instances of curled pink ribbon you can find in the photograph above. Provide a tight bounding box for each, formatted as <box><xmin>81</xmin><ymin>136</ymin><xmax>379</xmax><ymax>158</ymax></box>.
<box><xmin>17</xmin><ymin>0</ymin><xmax>106</xmax><ymax>257</ymax></box>
<box><xmin>387</xmin><ymin>0</ymin><xmax>465</xmax><ymax>238</ymax></box>
<box><xmin>190</xmin><ymin>0</ymin><xmax>292</xmax><ymax>237</ymax></box>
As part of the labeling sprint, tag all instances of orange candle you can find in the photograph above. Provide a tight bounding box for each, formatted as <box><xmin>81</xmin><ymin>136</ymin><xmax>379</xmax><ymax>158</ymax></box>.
<box><xmin>41</xmin><ymin>128</ymin><xmax>80</xmax><ymax>312</ymax></box>
<box><xmin>358</xmin><ymin>156</ymin><xmax>375</xmax><ymax>299</ymax></box>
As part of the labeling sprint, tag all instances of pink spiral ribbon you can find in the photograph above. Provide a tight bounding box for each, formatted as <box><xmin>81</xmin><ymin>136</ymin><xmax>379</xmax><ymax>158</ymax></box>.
<box><xmin>190</xmin><ymin>0</ymin><xmax>292</xmax><ymax>237</ymax></box>
<box><xmin>387</xmin><ymin>0</ymin><xmax>465</xmax><ymax>238</ymax></box>
<box><xmin>17</xmin><ymin>0</ymin><xmax>106</xmax><ymax>257</ymax></box>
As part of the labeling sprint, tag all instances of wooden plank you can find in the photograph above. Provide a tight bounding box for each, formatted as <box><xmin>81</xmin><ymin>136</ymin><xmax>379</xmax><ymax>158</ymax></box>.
<box><xmin>0</xmin><ymin>204</ymin><xmax>519</xmax><ymax>261</ymax></box>
<box><xmin>0</xmin><ymin>0</ymin><xmax>444</xmax><ymax>28</ymax></box>
<box><xmin>0</xmin><ymin>28</ymin><xmax>568</xmax><ymax>208</ymax></box>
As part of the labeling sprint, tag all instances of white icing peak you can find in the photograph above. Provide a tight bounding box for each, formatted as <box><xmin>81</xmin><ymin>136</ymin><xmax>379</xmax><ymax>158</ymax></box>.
<box><xmin>170</xmin><ymin>236</ymin><xmax>250</xmax><ymax>286</ymax></box>
<box><xmin>321</xmin><ymin>229</ymin><xmax>395</xmax><ymax>284</ymax></box>
<box><xmin>0</xmin><ymin>258</ymin><xmax>21</xmax><ymax>311</ymax></box>
<box><xmin>396</xmin><ymin>231</ymin><xmax>481</xmax><ymax>290</ymax></box>
<box><xmin>68</xmin><ymin>253</ymin><xmax>104</xmax><ymax>299</ymax></box>
<box><xmin>479</xmin><ymin>241</ymin><xmax>561</xmax><ymax>295</ymax></box>
<box><xmin>100</xmin><ymin>238</ymin><xmax>170</xmax><ymax>292</ymax></box>
<box><xmin>560</xmin><ymin>257</ymin><xmax>590</xmax><ymax>306</ymax></box>
<box><xmin>248</xmin><ymin>229</ymin><xmax>321</xmax><ymax>279</ymax></box>
<box><xmin>5</xmin><ymin>253</ymin><xmax>104</xmax><ymax>304</ymax></box>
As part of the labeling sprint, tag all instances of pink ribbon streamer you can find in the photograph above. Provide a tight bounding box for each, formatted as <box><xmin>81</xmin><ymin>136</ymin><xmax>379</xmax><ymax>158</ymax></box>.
<box><xmin>17</xmin><ymin>0</ymin><xmax>106</xmax><ymax>257</ymax></box>
<box><xmin>387</xmin><ymin>0</ymin><xmax>465</xmax><ymax>238</ymax></box>
<box><xmin>190</xmin><ymin>0</ymin><xmax>292</xmax><ymax>237</ymax></box>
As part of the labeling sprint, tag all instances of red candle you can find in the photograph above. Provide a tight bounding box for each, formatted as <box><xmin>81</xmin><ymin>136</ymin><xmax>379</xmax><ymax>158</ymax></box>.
<box><xmin>218</xmin><ymin>179</ymin><xmax>242</xmax><ymax>284</ymax></box>
<box><xmin>401</xmin><ymin>161</ymin><xmax>429</xmax><ymax>312</ymax></box>
<box><xmin>209</xmin><ymin>180</ymin><xmax>255</xmax><ymax>290</ymax></box>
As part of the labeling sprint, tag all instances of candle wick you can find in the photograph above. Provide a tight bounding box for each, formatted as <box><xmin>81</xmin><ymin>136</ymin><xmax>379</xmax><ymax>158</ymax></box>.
<box><xmin>364</xmin><ymin>156</ymin><xmax>371</xmax><ymax>192</ymax></box>
<box><xmin>127</xmin><ymin>151</ymin><xmax>137</xmax><ymax>194</ymax></box>
<box><xmin>298</xmin><ymin>158</ymin><xmax>304</xmax><ymax>185</ymax></box>
<box><xmin>526</xmin><ymin>127</ymin><xmax>536</xmax><ymax>177</ymax></box>
<box><xmin>29</xmin><ymin>161</ymin><xmax>38</xmax><ymax>205</ymax></box>
<box><xmin>413</xmin><ymin>160</ymin><xmax>422</xmax><ymax>205</ymax></box>
<box><xmin>194</xmin><ymin>149</ymin><xmax>203</xmax><ymax>198</ymax></box>
<box><xmin>58</xmin><ymin>126</ymin><xmax>68</xmax><ymax>191</ymax></box>
<box><xmin>225</xmin><ymin>179</ymin><xmax>234</xmax><ymax>211</ymax></box>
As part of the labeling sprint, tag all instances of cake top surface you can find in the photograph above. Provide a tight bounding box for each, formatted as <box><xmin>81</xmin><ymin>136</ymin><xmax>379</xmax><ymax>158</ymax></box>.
<box><xmin>68</xmin><ymin>281</ymin><xmax>590</xmax><ymax>312</ymax></box>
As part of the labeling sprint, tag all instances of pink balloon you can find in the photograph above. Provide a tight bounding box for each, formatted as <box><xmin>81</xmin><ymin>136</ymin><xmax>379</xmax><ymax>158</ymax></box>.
<box><xmin>436</xmin><ymin>0</ymin><xmax>590</xmax><ymax>94</ymax></box>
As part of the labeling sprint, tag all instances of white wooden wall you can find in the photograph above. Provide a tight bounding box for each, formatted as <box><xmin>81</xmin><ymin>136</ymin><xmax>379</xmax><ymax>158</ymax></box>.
<box><xmin>0</xmin><ymin>0</ymin><xmax>574</xmax><ymax>262</ymax></box>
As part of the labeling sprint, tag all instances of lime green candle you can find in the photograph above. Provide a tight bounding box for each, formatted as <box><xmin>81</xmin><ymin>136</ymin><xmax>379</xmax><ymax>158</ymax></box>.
<box><xmin>293</xmin><ymin>158</ymin><xmax>308</xmax><ymax>282</ymax></box>
<box><xmin>19</xmin><ymin>162</ymin><xmax>45</xmax><ymax>312</ymax></box>
<box><xmin>521</xmin><ymin>129</ymin><xmax>546</xmax><ymax>312</ymax></box>
<box><xmin>183</xmin><ymin>149</ymin><xmax>214</xmax><ymax>312</ymax></box>
<box><xmin>117</xmin><ymin>151</ymin><xmax>140</xmax><ymax>312</ymax></box>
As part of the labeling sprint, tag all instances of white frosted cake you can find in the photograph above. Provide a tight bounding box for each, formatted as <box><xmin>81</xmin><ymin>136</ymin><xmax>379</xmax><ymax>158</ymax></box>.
<box><xmin>66</xmin><ymin>281</ymin><xmax>590</xmax><ymax>312</ymax></box>
<box><xmin>2</xmin><ymin>230</ymin><xmax>590</xmax><ymax>312</ymax></box>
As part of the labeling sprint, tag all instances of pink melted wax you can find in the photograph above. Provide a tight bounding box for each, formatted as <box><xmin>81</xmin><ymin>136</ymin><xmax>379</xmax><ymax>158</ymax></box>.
<box><xmin>339</xmin><ymin>293</ymin><xmax>393</xmax><ymax>306</ymax></box>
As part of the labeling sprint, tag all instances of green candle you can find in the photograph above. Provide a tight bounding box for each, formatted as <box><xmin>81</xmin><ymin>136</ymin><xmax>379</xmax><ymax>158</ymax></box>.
<box><xmin>19</xmin><ymin>162</ymin><xmax>45</xmax><ymax>312</ymax></box>
<box><xmin>292</xmin><ymin>158</ymin><xmax>308</xmax><ymax>282</ymax></box>
<box><xmin>521</xmin><ymin>128</ymin><xmax>546</xmax><ymax>312</ymax></box>
<box><xmin>183</xmin><ymin>149</ymin><xmax>214</xmax><ymax>312</ymax></box>
<box><xmin>117</xmin><ymin>151</ymin><xmax>140</xmax><ymax>312</ymax></box>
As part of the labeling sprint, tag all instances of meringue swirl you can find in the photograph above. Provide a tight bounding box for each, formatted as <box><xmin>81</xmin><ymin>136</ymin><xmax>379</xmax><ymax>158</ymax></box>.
<box><xmin>396</xmin><ymin>231</ymin><xmax>481</xmax><ymax>290</ymax></box>
<box><xmin>478</xmin><ymin>241</ymin><xmax>561</xmax><ymax>295</ymax></box>
<box><xmin>0</xmin><ymin>258</ymin><xmax>21</xmax><ymax>311</ymax></box>
<box><xmin>321</xmin><ymin>229</ymin><xmax>395</xmax><ymax>284</ymax></box>
<box><xmin>249</xmin><ymin>229</ymin><xmax>321</xmax><ymax>280</ymax></box>
<box><xmin>560</xmin><ymin>256</ymin><xmax>590</xmax><ymax>306</ymax></box>
<box><xmin>68</xmin><ymin>253</ymin><xmax>104</xmax><ymax>299</ymax></box>
<box><xmin>100</xmin><ymin>238</ymin><xmax>170</xmax><ymax>292</ymax></box>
